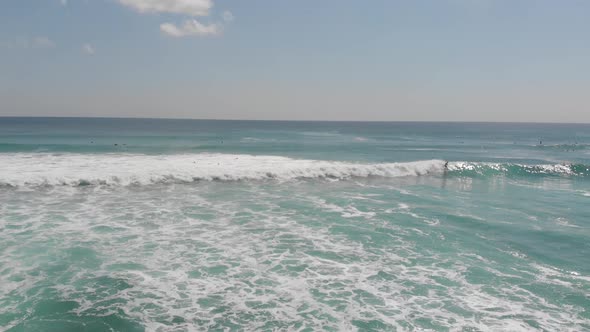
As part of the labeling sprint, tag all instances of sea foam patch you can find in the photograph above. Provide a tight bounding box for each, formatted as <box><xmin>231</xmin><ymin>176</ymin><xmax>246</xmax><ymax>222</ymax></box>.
<box><xmin>1</xmin><ymin>153</ymin><xmax>587</xmax><ymax>188</ymax></box>
<box><xmin>0</xmin><ymin>153</ymin><xmax>444</xmax><ymax>187</ymax></box>
<box><xmin>2</xmin><ymin>183</ymin><xmax>588</xmax><ymax>331</ymax></box>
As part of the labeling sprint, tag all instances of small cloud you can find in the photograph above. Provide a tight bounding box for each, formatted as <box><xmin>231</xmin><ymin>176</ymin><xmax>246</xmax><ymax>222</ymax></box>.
<box><xmin>82</xmin><ymin>43</ymin><xmax>95</xmax><ymax>55</ymax></box>
<box><xmin>2</xmin><ymin>36</ymin><xmax>55</xmax><ymax>49</ymax></box>
<box><xmin>118</xmin><ymin>0</ymin><xmax>212</xmax><ymax>16</ymax></box>
<box><xmin>160</xmin><ymin>20</ymin><xmax>220</xmax><ymax>38</ymax></box>
<box><xmin>117</xmin><ymin>0</ymin><xmax>231</xmax><ymax>38</ymax></box>
<box><xmin>60</xmin><ymin>0</ymin><xmax>67</xmax><ymax>5</ymax></box>
<box><xmin>222</xmin><ymin>10</ymin><xmax>234</xmax><ymax>23</ymax></box>
<box><xmin>32</xmin><ymin>37</ymin><xmax>56</xmax><ymax>49</ymax></box>
<box><xmin>14</xmin><ymin>37</ymin><xmax>30</xmax><ymax>49</ymax></box>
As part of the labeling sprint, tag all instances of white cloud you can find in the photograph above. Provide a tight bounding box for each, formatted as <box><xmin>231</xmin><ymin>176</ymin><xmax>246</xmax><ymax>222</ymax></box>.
<box><xmin>117</xmin><ymin>0</ymin><xmax>232</xmax><ymax>38</ymax></box>
<box><xmin>160</xmin><ymin>19</ymin><xmax>220</xmax><ymax>37</ymax></box>
<box><xmin>118</xmin><ymin>0</ymin><xmax>212</xmax><ymax>16</ymax></box>
<box><xmin>13</xmin><ymin>37</ymin><xmax>29</xmax><ymax>49</ymax></box>
<box><xmin>222</xmin><ymin>10</ymin><xmax>234</xmax><ymax>22</ymax></box>
<box><xmin>60</xmin><ymin>0</ymin><xmax>67</xmax><ymax>6</ymax></box>
<box><xmin>82</xmin><ymin>43</ymin><xmax>95</xmax><ymax>55</ymax></box>
<box><xmin>32</xmin><ymin>37</ymin><xmax>56</xmax><ymax>49</ymax></box>
<box><xmin>2</xmin><ymin>36</ymin><xmax>55</xmax><ymax>49</ymax></box>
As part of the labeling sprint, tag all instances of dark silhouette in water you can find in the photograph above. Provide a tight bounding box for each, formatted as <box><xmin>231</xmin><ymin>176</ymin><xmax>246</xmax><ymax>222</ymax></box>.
<box><xmin>443</xmin><ymin>161</ymin><xmax>449</xmax><ymax>175</ymax></box>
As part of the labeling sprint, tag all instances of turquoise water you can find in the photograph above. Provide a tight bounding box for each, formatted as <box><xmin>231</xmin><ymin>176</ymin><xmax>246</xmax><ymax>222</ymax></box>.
<box><xmin>1</xmin><ymin>117</ymin><xmax>589</xmax><ymax>331</ymax></box>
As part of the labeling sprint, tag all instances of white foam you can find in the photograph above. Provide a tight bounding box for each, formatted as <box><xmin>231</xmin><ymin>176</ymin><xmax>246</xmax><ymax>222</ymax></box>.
<box><xmin>555</xmin><ymin>217</ymin><xmax>580</xmax><ymax>228</ymax></box>
<box><xmin>448</xmin><ymin>161</ymin><xmax>579</xmax><ymax>176</ymax></box>
<box><xmin>0</xmin><ymin>153</ymin><xmax>446</xmax><ymax>187</ymax></box>
<box><xmin>313</xmin><ymin>198</ymin><xmax>377</xmax><ymax>219</ymax></box>
<box><xmin>2</xmin><ymin>184</ymin><xmax>589</xmax><ymax>331</ymax></box>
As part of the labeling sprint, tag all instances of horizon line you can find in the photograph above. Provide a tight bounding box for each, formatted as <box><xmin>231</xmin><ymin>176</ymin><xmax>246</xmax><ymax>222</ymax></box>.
<box><xmin>0</xmin><ymin>115</ymin><xmax>589</xmax><ymax>125</ymax></box>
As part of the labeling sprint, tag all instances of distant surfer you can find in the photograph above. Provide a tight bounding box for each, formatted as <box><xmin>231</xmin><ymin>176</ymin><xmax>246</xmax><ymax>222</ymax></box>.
<box><xmin>440</xmin><ymin>161</ymin><xmax>449</xmax><ymax>188</ymax></box>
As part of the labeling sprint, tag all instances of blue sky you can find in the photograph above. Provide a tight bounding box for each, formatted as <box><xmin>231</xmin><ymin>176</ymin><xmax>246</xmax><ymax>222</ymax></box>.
<box><xmin>1</xmin><ymin>0</ymin><xmax>589</xmax><ymax>122</ymax></box>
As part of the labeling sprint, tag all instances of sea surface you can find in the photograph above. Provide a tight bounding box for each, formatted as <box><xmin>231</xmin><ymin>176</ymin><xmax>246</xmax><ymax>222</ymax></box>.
<box><xmin>1</xmin><ymin>117</ymin><xmax>589</xmax><ymax>331</ymax></box>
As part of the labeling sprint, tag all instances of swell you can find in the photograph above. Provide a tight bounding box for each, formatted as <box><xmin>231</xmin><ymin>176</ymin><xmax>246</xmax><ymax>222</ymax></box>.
<box><xmin>0</xmin><ymin>153</ymin><xmax>588</xmax><ymax>187</ymax></box>
<box><xmin>535</xmin><ymin>143</ymin><xmax>590</xmax><ymax>151</ymax></box>
<box><xmin>448</xmin><ymin>162</ymin><xmax>590</xmax><ymax>178</ymax></box>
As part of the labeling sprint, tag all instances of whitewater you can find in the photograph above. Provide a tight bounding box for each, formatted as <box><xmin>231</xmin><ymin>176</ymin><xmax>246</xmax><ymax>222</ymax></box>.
<box><xmin>1</xmin><ymin>153</ymin><xmax>588</xmax><ymax>187</ymax></box>
<box><xmin>1</xmin><ymin>118</ymin><xmax>589</xmax><ymax>331</ymax></box>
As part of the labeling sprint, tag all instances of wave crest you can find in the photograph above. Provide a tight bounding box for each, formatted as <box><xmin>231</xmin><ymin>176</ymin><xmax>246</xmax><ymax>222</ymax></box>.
<box><xmin>0</xmin><ymin>153</ymin><xmax>444</xmax><ymax>187</ymax></box>
<box><xmin>448</xmin><ymin>162</ymin><xmax>590</xmax><ymax>177</ymax></box>
<box><xmin>0</xmin><ymin>153</ymin><xmax>587</xmax><ymax>187</ymax></box>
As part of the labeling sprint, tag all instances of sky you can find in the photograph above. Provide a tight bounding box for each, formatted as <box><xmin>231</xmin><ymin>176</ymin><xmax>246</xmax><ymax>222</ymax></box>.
<box><xmin>0</xmin><ymin>0</ymin><xmax>589</xmax><ymax>122</ymax></box>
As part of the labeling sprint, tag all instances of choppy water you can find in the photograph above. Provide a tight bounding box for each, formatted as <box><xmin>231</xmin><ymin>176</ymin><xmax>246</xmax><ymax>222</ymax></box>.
<box><xmin>1</xmin><ymin>118</ymin><xmax>589</xmax><ymax>331</ymax></box>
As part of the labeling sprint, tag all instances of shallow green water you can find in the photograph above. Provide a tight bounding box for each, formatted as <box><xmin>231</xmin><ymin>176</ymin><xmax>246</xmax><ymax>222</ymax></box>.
<box><xmin>1</xmin><ymin>118</ymin><xmax>589</xmax><ymax>331</ymax></box>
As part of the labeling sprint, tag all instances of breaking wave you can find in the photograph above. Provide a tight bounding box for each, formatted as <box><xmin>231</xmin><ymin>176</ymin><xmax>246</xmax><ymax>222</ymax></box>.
<box><xmin>0</xmin><ymin>153</ymin><xmax>588</xmax><ymax>187</ymax></box>
<box><xmin>448</xmin><ymin>161</ymin><xmax>590</xmax><ymax>178</ymax></box>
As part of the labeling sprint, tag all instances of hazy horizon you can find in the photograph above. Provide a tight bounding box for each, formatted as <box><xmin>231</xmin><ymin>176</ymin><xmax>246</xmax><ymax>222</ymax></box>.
<box><xmin>1</xmin><ymin>0</ymin><xmax>589</xmax><ymax>122</ymax></box>
<box><xmin>2</xmin><ymin>115</ymin><xmax>590</xmax><ymax>125</ymax></box>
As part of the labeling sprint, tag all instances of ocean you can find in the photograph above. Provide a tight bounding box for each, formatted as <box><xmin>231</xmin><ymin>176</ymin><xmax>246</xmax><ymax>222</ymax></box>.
<box><xmin>0</xmin><ymin>117</ymin><xmax>589</xmax><ymax>331</ymax></box>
